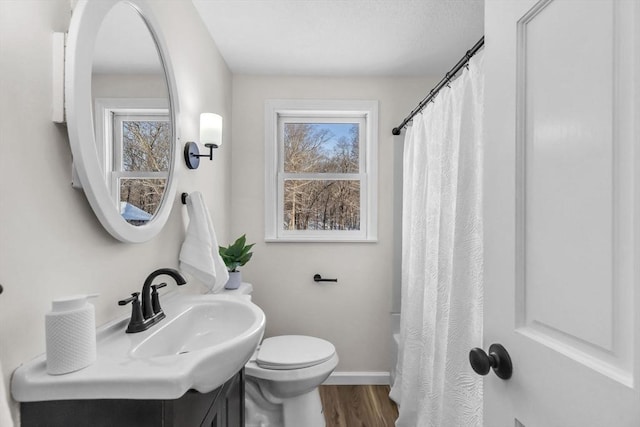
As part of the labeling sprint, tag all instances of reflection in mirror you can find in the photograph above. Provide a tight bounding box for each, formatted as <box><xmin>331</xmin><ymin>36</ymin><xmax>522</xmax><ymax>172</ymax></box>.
<box><xmin>91</xmin><ymin>2</ymin><xmax>171</xmax><ymax>226</ymax></box>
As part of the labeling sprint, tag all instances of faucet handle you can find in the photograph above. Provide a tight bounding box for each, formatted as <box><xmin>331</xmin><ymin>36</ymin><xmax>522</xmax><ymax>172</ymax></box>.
<box><xmin>118</xmin><ymin>292</ymin><xmax>140</xmax><ymax>306</ymax></box>
<box><xmin>151</xmin><ymin>283</ymin><xmax>167</xmax><ymax>315</ymax></box>
<box><xmin>118</xmin><ymin>292</ymin><xmax>145</xmax><ymax>333</ymax></box>
<box><xmin>151</xmin><ymin>283</ymin><xmax>167</xmax><ymax>292</ymax></box>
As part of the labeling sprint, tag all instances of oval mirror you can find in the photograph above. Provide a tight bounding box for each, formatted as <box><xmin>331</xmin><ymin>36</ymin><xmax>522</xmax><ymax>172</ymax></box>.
<box><xmin>66</xmin><ymin>0</ymin><xmax>179</xmax><ymax>243</ymax></box>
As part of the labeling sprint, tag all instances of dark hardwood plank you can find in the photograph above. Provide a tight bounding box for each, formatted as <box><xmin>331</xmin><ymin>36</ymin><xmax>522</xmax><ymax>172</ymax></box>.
<box><xmin>320</xmin><ymin>385</ymin><xmax>398</xmax><ymax>427</ymax></box>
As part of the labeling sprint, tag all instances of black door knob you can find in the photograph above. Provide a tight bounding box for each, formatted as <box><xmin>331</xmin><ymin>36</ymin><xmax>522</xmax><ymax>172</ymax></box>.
<box><xmin>469</xmin><ymin>343</ymin><xmax>512</xmax><ymax>380</ymax></box>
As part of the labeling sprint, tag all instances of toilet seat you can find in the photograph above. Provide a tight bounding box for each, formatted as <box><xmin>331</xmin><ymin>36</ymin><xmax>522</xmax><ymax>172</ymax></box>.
<box><xmin>256</xmin><ymin>335</ymin><xmax>336</xmax><ymax>370</ymax></box>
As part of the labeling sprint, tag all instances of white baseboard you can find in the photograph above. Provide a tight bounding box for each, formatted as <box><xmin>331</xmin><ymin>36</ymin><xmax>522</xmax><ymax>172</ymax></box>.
<box><xmin>323</xmin><ymin>371</ymin><xmax>390</xmax><ymax>385</ymax></box>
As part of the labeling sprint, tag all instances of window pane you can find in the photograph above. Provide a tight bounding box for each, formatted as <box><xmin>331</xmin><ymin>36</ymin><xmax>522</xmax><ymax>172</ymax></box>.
<box><xmin>119</xmin><ymin>178</ymin><xmax>166</xmax><ymax>225</ymax></box>
<box><xmin>283</xmin><ymin>123</ymin><xmax>359</xmax><ymax>173</ymax></box>
<box><xmin>283</xmin><ymin>180</ymin><xmax>360</xmax><ymax>230</ymax></box>
<box><xmin>122</xmin><ymin>120</ymin><xmax>170</xmax><ymax>172</ymax></box>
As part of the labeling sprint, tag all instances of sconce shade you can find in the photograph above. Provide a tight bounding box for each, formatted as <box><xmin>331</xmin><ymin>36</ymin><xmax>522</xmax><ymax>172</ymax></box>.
<box><xmin>200</xmin><ymin>113</ymin><xmax>223</xmax><ymax>147</ymax></box>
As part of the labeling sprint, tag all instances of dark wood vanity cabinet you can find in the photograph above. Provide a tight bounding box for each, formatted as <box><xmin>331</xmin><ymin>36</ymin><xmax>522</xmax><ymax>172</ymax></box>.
<box><xmin>21</xmin><ymin>370</ymin><xmax>244</xmax><ymax>427</ymax></box>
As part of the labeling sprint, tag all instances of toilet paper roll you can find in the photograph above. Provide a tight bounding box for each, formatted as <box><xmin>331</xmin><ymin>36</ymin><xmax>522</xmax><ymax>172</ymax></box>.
<box><xmin>45</xmin><ymin>304</ymin><xmax>96</xmax><ymax>375</ymax></box>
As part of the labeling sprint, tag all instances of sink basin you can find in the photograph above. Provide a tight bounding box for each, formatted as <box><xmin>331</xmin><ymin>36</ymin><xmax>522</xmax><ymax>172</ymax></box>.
<box><xmin>11</xmin><ymin>294</ymin><xmax>265</xmax><ymax>402</ymax></box>
<box><xmin>131</xmin><ymin>299</ymin><xmax>259</xmax><ymax>359</ymax></box>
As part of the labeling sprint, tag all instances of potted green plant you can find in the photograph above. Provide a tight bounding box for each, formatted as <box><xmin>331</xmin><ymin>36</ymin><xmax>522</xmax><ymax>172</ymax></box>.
<box><xmin>219</xmin><ymin>234</ymin><xmax>254</xmax><ymax>289</ymax></box>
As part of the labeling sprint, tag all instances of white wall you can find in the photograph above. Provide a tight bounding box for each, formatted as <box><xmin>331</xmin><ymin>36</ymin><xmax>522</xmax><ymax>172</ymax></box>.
<box><xmin>92</xmin><ymin>74</ymin><xmax>167</xmax><ymax>98</ymax></box>
<box><xmin>231</xmin><ymin>75</ymin><xmax>437</xmax><ymax>374</ymax></box>
<box><xmin>0</xmin><ymin>0</ymin><xmax>232</xmax><ymax>424</ymax></box>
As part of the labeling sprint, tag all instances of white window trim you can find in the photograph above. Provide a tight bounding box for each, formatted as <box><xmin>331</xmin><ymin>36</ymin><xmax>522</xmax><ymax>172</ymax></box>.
<box><xmin>264</xmin><ymin>99</ymin><xmax>378</xmax><ymax>242</ymax></box>
<box><xmin>94</xmin><ymin>98</ymin><xmax>169</xmax><ymax>209</ymax></box>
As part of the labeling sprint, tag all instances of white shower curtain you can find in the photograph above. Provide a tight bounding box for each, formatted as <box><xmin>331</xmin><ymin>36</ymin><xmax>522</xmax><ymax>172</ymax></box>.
<box><xmin>390</xmin><ymin>50</ymin><xmax>484</xmax><ymax>427</ymax></box>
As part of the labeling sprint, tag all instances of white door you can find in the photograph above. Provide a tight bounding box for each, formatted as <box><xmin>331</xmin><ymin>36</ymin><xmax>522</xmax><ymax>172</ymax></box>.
<box><xmin>482</xmin><ymin>0</ymin><xmax>640</xmax><ymax>426</ymax></box>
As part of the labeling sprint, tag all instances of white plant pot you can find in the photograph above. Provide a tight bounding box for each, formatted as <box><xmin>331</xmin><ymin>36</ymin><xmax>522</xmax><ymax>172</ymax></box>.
<box><xmin>225</xmin><ymin>271</ymin><xmax>242</xmax><ymax>290</ymax></box>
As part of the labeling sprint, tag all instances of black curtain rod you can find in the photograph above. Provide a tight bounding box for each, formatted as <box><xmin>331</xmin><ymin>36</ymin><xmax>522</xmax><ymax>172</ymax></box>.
<box><xmin>392</xmin><ymin>36</ymin><xmax>485</xmax><ymax>136</ymax></box>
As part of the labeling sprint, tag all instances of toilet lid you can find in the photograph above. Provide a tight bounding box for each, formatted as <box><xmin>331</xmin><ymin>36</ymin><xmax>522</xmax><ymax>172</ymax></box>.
<box><xmin>256</xmin><ymin>335</ymin><xmax>336</xmax><ymax>370</ymax></box>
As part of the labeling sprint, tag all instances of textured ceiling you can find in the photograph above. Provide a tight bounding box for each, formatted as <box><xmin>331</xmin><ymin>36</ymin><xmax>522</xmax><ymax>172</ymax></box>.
<box><xmin>192</xmin><ymin>0</ymin><xmax>485</xmax><ymax>77</ymax></box>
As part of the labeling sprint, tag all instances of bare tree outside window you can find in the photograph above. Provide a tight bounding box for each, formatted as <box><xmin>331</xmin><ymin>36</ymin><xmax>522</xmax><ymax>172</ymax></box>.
<box><xmin>122</xmin><ymin>120</ymin><xmax>170</xmax><ymax>172</ymax></box>
<box><xmin>119</xmin><ymin>119</ymin><xmax>170</xmax><ymax>223</ymax></box>
<box><xmin>283</xmin><ymin>123</ymin><xmax>360</xmax><ymax>231</ymax></box>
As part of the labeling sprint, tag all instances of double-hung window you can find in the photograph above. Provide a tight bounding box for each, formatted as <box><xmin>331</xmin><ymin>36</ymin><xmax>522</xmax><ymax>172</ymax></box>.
<box><xmin>95</xmin><ymin>98</ymin><xmax>170</xmax><ymax>225</ymax></box>
<box><xmin>265</xmin><ymin>100</ymin><xmax>378</xmax><ymax>242</ymax></box>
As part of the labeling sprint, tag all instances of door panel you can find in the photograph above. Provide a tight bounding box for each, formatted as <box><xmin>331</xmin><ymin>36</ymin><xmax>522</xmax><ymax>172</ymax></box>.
<box><xmin>517</xmin><ymin>0</ymin><xmax>632</xmax><ymax>380</ymax></box>
<box><xmin>484</xmin><ymin>0</ymin><xmax>640</xmax><ymax>425</ymax></box>
<box><xmin>520</xmin><ymin>0</ymin><xmax>615</xmax><ymax>352</ymax></box>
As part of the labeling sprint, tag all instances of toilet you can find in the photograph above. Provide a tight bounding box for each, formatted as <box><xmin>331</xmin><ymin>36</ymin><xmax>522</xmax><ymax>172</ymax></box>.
<box><xmin>221</xmin><ymin>283</ymin><xmax>338</xmax><ymax>427</ymax></box>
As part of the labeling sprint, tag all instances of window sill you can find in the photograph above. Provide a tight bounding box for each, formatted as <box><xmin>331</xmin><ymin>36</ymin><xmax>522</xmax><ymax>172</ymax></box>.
<box><xmin>264</xmin><ymin>238</ymin><xmax>378</xmax><ymax>243</ymax></box>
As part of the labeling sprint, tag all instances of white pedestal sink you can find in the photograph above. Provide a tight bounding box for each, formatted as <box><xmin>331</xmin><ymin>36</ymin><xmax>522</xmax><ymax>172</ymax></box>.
<box><xmin>12</xmin><ymin>294</ymin><xmax>265</xmax><ymax>402</ymax></box>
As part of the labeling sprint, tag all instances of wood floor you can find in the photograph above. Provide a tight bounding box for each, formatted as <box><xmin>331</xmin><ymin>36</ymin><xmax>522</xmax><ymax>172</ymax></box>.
<box><xmin>320</xmin><ymin>385</ymin><xmax>399</xmax><ymax>427</ymax></box>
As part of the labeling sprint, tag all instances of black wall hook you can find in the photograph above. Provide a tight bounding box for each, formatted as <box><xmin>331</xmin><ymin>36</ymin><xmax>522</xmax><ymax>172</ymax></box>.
<box><xmin>181</xmin><ymin>192</ymin><xmax>189</xmax><ymax>205</ymax></box>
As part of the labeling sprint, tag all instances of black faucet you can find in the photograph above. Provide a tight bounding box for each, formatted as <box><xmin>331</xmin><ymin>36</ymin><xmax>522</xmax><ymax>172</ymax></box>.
<box><xmin>141</xmin><ymin>268</ymin><xmax>187</xmax><ymax>320</ymax></box>
<box><xmin>119</xmin><ymin>268</ymin><xmax>187</xmax><ymax>333</ymax></box>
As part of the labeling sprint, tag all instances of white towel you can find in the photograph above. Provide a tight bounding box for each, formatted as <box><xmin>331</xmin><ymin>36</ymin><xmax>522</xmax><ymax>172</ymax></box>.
<box><xmin>0</xmin><ymin>358</ymin><xmax>14</xmax><ymax>427</ymax></box>
<box><xmin>179</xmin><ymin>192</ymin><xmax>229</xmax><ymax>293</ymax></box>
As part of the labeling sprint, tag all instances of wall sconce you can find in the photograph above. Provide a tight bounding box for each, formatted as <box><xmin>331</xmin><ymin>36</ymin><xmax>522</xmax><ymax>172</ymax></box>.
<box><xmin>184</xmin><ymin>113</ymin><xmax>223</xmax><ymax>170</ymax></box>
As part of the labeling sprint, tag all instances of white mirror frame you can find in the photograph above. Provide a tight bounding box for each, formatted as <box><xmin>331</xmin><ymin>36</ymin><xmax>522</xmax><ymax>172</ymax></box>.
<box><xmin>66</xmin><ymin>0</ymin><xmax>180</xmax><ymax>243</ymax></box>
